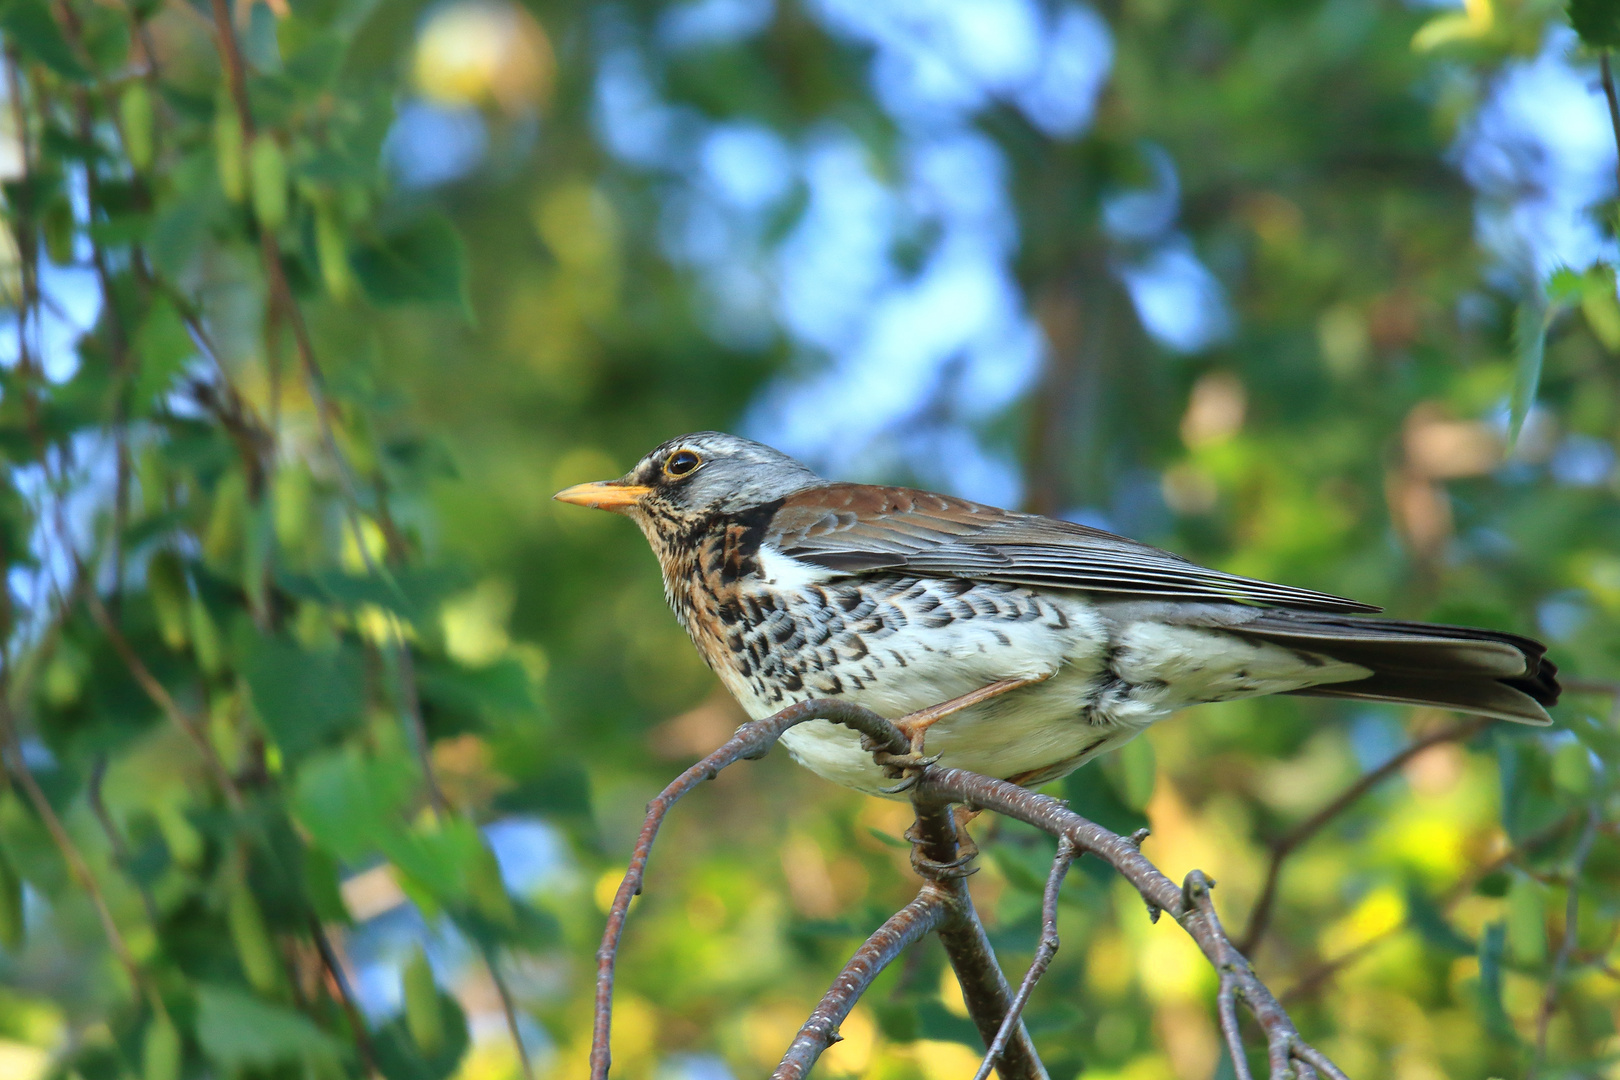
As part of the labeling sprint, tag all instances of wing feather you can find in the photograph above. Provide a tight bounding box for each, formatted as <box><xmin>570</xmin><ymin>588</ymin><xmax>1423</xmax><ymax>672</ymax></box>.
<box><xmin>768</xmin><ymin>483</ymin><xmax>1379</xmax><ymax>613</ymax></box>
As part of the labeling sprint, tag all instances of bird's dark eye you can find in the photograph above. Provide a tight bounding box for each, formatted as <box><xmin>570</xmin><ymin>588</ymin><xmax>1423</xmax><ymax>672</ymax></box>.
<box><xmin>664</xmin><ymin>450</ymin><xmax>702</xmax><ymax>478</ymax></box>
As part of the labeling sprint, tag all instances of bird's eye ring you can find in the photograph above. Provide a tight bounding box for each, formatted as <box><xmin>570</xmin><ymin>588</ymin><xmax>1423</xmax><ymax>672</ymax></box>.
<box><xmin>664</xmin><ymin>450</ymin><xmax>702</xmax><ymax>478</ymax></box>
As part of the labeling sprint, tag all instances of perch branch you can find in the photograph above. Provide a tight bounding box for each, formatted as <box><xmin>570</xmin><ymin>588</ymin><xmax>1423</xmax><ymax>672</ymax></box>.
<box><xmin>912</xmin><ymin>766</ymin><xmax>1348</xmax><ymax>1079</ymax></box>
<box><xmin>1238</xmin><ymin>715</ymin><xmax>1489</xmax><ymax>955</ymax></box>
<box><xmin>972</xmin><ymin>836</ymin><xmax>1076</xmax><ymax>1080</ymax></box>
<box><xmin>771</xmin><ymin>889</ymin><xmax>949</xmax><ymax>1080</ymax></box>
<box><xmin>594</xmin><ymin>693</ymin><xmax>1350</xmax><ymax>1079</ymax></box>
<box><xmin>590</xmin><ymin>699</ymin><xmax>907</xmax><ymax>1080</ymax></box>
<box><xmin>910</xmin><ymin>800</ymin><xmax>1049</xmax><ymax>1080</ymax></box>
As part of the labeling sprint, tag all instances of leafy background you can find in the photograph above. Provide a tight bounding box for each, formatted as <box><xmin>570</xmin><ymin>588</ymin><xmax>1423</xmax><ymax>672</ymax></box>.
<box><xmin>1</xmin><ymin>0</ymin><xmax>1619</xmax><ymax>1077</ymax></box>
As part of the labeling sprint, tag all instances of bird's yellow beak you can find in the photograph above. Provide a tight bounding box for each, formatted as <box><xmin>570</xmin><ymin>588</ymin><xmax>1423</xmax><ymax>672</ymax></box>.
<box><xmin>552</xmin><ymin>480</ymin><xmax>651</xmax><ymax>511</ymax></box>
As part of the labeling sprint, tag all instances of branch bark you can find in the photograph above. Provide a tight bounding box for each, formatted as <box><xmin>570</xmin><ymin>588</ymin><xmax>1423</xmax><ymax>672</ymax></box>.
<box><xmin>912</xmin><ymin>766</ymin><xmax>1347</xmax><ymax>1079</ymax></box>
<box><xmin>591</xmin><ymin>699</ymin><xmax>908</xmax><ymax>1080</ymax></box>
<box><xmin>911</xmin><ymin>800</ymin><xmax>1049</xmax><ymax>1080</ymax></box>
<box><xmin>592</xmin><ymin>696</ymin><xmax>1349</xmax><ymax>1080</ymax></box>
<box><xmin>772</xmin><ymin>889</ymin><xmax>948</xmax><ymax>1080</ymax></box>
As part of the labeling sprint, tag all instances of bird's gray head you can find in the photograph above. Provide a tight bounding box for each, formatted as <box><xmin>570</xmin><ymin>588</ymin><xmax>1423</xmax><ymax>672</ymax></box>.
<box><xmin>552</xmin><ymin>432</ymin><xmax>823</xmax><ymax>525</ymax></box>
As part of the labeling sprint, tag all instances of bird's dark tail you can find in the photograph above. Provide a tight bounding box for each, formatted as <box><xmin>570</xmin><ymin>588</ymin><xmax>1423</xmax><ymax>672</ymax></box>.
<box><xmin>1241</xmin><ymin>613</ymin><xmax>1559</xmax><ymax>725</ymax></box>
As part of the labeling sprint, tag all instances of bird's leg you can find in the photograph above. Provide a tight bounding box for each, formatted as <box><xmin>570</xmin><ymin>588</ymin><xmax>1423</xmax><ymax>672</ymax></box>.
<box><xmin>870</xmin><ymin>674</ymin><xmax>1052</xmax><ymax>777</ymax></box>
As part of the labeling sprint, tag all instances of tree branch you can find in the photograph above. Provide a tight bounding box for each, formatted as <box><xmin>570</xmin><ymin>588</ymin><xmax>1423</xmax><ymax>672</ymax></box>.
<box><xmin>591</xmin><ymin>699</ymin><xmax>908</xmax><ymax>1080</ymax></box>
<box><xmin>912</xmin><ymin>766</ymin><xmax>1347</xmax><ymax>1079</ymax></box>
<box><xmin>772</xmin><ymin>889</ymin><xmax>949</xmax><ymax>1080</ymax></box>
<box><xmin>82</xmin><ymin>580</ymin><xmax>243</xmax><ymax>809</ymax></box>
<box><xmin>911</xmin><ymin>800</ymin><xmax>1049</xmax><ymax>1080</ymax></box>
<box><xmin>0</xmin><ymin>698</ymin><xmax>158</xmax><ymax>1012</ymax></box>
<box><xmin>1238</xmin><ymin>715</ymin><xmax>1490</xmax><ymax>955</ymax></box>
<box><xmin>973</xmin><ymin>836</ymin><xmax>1075</xmax><ymax>1080</ymax></box>
<box><xmin>592</xmin><ymin>695</ymin><xmax>1348</xmax><ymax>1079</ymax></box>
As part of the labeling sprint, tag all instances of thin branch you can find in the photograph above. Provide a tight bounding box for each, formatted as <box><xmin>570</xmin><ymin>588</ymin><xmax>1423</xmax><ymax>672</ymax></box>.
<box><xmin>911</xmin><ymin>800</ymin><xmax>1048</xmax><ymax>1080</ymax></box>
<box><xmin>912</xmin><ymin>766</ymin><xmax>1348</xmax><ymax>1079</ymax></box>
<box><xmin>0</xmin><ymin>698</ymin><xmax>157</xmax><ymax>1011</ymax></box>
<box><xmin>590</xmin><ymin>699</ymin><xmax>907</xmax><ymax>1080</ymax></box>
<box><xmin>87</xmin><ymin>754</ymin><xmax>162</xmax><ymax>928</ymax></box>
<box><xmin>308</xmin><ymin>916</ymin><xmax>378</xmax><ymax>1077</ymax></box>
<box><xmin>1237</xmin><ymin>715</ymin><xmax>1489</xmax><ymax>955</ymax></box>
<box><xmin>1281</xmin><ymin>810</ymin><xmax>1584</xmax><ymax>1003</ymax></box>
<box><xmin>596</xmin><ymin>696</ymin><xmax>1346</xmax><ymax>1080</ymax></box>
<box><xmin>482</xmin><ymin>943</ymin><xmax>535</xmax><ymax>1080</ymax></box>
<box><xmin>1529</xmin><ymin>804</ymin><xmax>1602</xmax><ymax>1079</ymax></box>
<box><xmin>81</xmin><ymin>583</ymin><xmax>242</xmax><ymax>808</ymax></box>
<box><xmin>772</xmin><ymin>889</ymin><xmax>949</xmax><ymax>1080</ymax></box>
<box><xmin>972</xmin><ymin>836</ymin><xmax>1075</xmax><ymax>1080</ymax></box>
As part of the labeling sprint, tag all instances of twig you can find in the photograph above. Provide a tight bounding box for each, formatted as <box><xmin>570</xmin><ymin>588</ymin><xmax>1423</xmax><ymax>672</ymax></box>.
<box><xmin>1238</xmin><ymin>716</ymin><xmax>1489</xmax><ymax>955</ymax></box>
<box><xmin>1529</xmin><ymin>804</ymin><xmax>1602</xmax><ymax>1079</ymax></box>
<box><xmin>911</xmin><ymin>800</ymin><xmax>1048</xmax><ymax>1080</ymax></box>
<box><xmin>972</xmin><ymin>836</ymin><xmax>1075</xmax><ymax>1080</ymax></box>
<box><xmin>912</xmin><ymin>766</ymin><xmax>1348</xmax><ymax>1079</ymax></box>
<box><xmin>81</xmin><ymin>584</ymin><xmax>243</xmax><ymax>809</ymax></box>
<box><xmin>596</xmin><ymin>695</ymin><xmax>1347</xmax><ymax>1080</ymax></box>
<box><xmin>772</xmin><ymin>890</ymin><xmax>949</xmax><ymax>1080</ymax></box>
<box><xmin>590</xmin><ymin>699</ymin><xmax>907</xmax><ymax>1080</ymax></box>
<box><xmin>0</xmin><ymin>698</ymin><xmax>158</xmax><ymax>1011</ymax></box>
<box><xmin>1281</xmin><ymin>810</ymin><xmax>1584</xmax><ymax>1003</ymax></box>
<box><xmin>482</xmin><ymin>943</ymin><xmax>535</xmax><ymax>1080</ymax></box>
<box><xmin>308</xmin><ymin>916</ymin><xmax>378</xmax><ymax>1076</ymax></box>
<box><xmin>87</xmin><ymin>754</ymin><xmax>162</xmax><ymax>928</ymax></box>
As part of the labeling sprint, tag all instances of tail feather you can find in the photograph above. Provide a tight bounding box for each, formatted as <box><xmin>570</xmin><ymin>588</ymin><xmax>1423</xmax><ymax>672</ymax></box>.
<box><xmin>1238</xmin><ymin>613</ymin><xmax>1559</xmax><ymax>725</ymax></box>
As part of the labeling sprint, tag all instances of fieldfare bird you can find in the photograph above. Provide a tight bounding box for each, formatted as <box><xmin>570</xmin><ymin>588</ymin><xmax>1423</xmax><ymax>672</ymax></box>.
<box><xmin>555</xmin><ymin>432</ymin><xmax>1558</xmax><ymax>796</ymax></box>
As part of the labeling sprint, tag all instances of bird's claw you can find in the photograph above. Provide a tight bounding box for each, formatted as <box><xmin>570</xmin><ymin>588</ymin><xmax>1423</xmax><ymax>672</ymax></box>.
<box><xmin>872</xmin><ymin>749</ymin><xmax>940</xmax><ymax>778</ymax></box>
<box><xmin>903</xmin><ymin>822</ymin><xmax>980</xmax><ymax>879</ymax></box>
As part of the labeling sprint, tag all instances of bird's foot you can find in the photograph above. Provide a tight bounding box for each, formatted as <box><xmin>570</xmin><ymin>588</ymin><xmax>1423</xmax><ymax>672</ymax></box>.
<box><xmin>903</xmin><ymin>821</ymin><xmax>980</xmax><ymax>880</ymax></box>
<box><xmin>863</xmin><ymin>719</ymin><xmax>938</xmax><ymax>780</ymax></box>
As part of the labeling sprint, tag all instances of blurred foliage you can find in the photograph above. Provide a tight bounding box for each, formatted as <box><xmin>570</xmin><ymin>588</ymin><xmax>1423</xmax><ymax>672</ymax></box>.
<box><xmin>0</xmin><ymin>0</ymin><xmax>1618</xmax><ymax>1078</ymax></box>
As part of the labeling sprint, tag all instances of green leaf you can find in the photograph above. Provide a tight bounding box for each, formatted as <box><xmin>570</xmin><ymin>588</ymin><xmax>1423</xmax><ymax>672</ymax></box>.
<box><xmin>1509</xmin><ymin>295</ymin><xmax>1549</xmax><ymax>447</ymax></box>
<box><xmin>417</xmin><ymin>656</ymin><xmax>536</xmax><ymax>718</ymax></box>
<box><xmin>371</xmin><ymin>986</ymin><xmax>470</xmax><ymax>1080</ymax></box>
<box><xmin>292</xmin><ymin>745</ymin><xmax>417</xmax><ymax>861</ymax></box>
<box><xmin>1405</xmin><ymin>883</ymin><xmax>1474</xmax><ymax>955</ymax></box>
<box><xmin>277</xmin><ymin>564</ymin><xmax>473</xmax><ymax>624</ymax></box>
<box><xmin>1104</xmin><ymin>734</ymin><xmax>1156</xmax><ymax>812</ymax></box>
<box><xmin>383</xmin><ymin>816</ymin><xmax>487</xmax><ymax>913</ymax></box>
<box><xmin>351</xmin><ymin>214</ymin><xmax>470</xmax><ymax>311</ymax></box>
<box><xmin>193</xmin><ymin>984</ymin><xmax>344</xmax><ymax>1070</ymax></box>
<box><xmin>0</xmin><ymin>0</ymin><xmax>89</xmax><ymax>80</ymax></box>
<box><xmin>491</xmin><ymin>765</ymin><xmax>591</xmax><ymax>819</ymax></box>
<box><xmin>1476</xmin><ymin>921</ymin><xmax>1516</xmax><ymax>1041</ymax></box>
<box><xmin>283</xmin><ymin>32</ymin><xmax>347</xmax><ymax>92</ymax></box>
<box><xmin>132</xmin><ymin>297</ymin><xmax>194</xmax><ymax>406</ymax></box>
<box><xmin>1569</xmin><ymin>0</ymin><xmax>1620</xmax><ymax>48</ymax></box>
<box><xmin>990</xmin><ymin>841</ymin><xmax>1055</xmax><ymax>895</ymax></box>
<box><xmin>241</xmin><ymin>631</ymin><xmax>366</xmax><ymax>761</ymax></box>
<box><xmin>1506</xmin><ymin>872</ymin><xmax>1549</xmax><ymax>965</ymax></box>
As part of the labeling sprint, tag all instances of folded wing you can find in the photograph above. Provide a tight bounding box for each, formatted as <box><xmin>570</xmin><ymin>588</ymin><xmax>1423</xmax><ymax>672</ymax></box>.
<box><xmin>768</xmin><ymin>483</ymin><xmax>1381</xmax><ymax>614</ymax></box>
